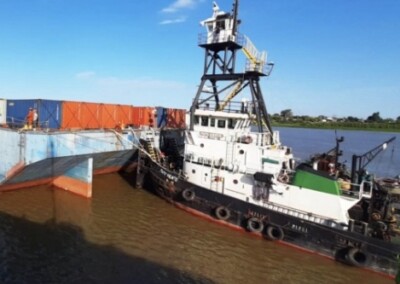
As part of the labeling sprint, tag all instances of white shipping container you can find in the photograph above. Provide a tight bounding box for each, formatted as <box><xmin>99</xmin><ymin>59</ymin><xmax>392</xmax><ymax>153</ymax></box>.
<box><xmin>0</xmin><ymin>99</ymin><xmax>6</xmax><ymax>124</ymax></box>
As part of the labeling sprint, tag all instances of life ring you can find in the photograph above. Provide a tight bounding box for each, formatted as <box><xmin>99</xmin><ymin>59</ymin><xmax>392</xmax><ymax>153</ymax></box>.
<box><xmin>346</xmin><ymin>247</ymin><xmax>369</xmax><ymax>267</ymax></box>
<box><xmin>265</xmin><ymin>224</ymin><xmax>284</xmax><ymax>241</ymax></box>
<box><xmin>182</xmin><ymin>188</ymin><xmax>195</xmax><ymax>201</ymax></box>
<box><xmin>215</xmin><ymin>206</ymin><xmax>231</xmax><ymax>221</ymax></box>
<box><xmin>244</xmin><ymin>136</ymin><xmax>253</xmax><ymax>144</ymax></box>
<box><xmin>240</xmin><ymin>135</ymin><xmax>253</xmax><ymax>144</ymax></box>
<box><xmin>278</xmin><ymin>173</ymin><xmax>289</xmax><ymax>183</ymax></box>
<box><xmin>247</xmin><ymin>217</ymin><xmax>264</xmax><ymax>233</ymax></box>
<box><xmin>371</xmin><ymin>211</ymin><xmax>382</xmax><ymax>221</ymax></box>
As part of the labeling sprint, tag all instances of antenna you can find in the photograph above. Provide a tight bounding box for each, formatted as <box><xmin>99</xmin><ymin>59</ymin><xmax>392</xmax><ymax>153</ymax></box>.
<box><xmin>231</xmin><ymin>0</ymin><xmax>239</xmax><ymax>35</ymax></box>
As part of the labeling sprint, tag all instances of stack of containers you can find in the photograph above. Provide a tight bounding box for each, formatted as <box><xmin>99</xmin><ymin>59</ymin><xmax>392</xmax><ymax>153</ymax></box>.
<box><xmin>4</xmin><ymin>99</ymin><xmax>186</xmax><ymax>130</ymax></box>
<box><xmin>6</xmin><ymin>99</ymin><xmax>138</xmax><ymax>130</ymax></box>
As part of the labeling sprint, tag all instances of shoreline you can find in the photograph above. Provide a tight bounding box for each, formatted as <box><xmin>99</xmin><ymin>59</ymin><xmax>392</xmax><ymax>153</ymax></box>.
<box><xmin>272</xmin><ymin>123</ymin><xmax>400</xmax><ymax>133</ymax></box>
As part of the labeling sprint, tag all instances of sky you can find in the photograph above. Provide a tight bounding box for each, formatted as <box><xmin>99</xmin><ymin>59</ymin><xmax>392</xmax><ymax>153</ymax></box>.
<box><xmin>0</xmin><ymin>0</ymin><xmax>399</xmax><ymax>119</ymax></box>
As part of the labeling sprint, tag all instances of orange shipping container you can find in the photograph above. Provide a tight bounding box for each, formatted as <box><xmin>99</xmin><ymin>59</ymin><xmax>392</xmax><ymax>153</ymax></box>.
<box><xmin>132</xmin><ymin>106</ymin><xmax>156</xmax><ymax>127</ymax></box>
<box><xmin>61</xmin><ymin>101</ymin><xmax>103</xmax><ymax>129</ymax></box>
<box><xmin>61</xmin><ymin>101</ymin><xmax>135</xmax><ymax>130</ymax></box>
<box><xmin>166</xmin><ymin>108</ymin><xmax>186</xmax><ymax>129</ymax></box>
<box><xmin>101</xmin><ymin>104</ymin><xmax>134</xmax><ymax>129</ymax></box>
<box><xmin>117</xmin><ymin>105</ymin><xmax>133</xmax><ymax>127</ymax></box>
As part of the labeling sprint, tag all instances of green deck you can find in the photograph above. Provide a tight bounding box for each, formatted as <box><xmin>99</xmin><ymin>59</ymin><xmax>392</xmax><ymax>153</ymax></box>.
<box><xmin>292</xmin><ymin>169</ymin><xmax>341</xmax><ymax>195</ymax></box>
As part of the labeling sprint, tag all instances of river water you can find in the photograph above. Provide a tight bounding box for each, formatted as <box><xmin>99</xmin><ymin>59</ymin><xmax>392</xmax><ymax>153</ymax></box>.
<box><xmin>0</xmin><ymin>128</ymin><xmax>398</xmax><ymax>284</ymax></box>
<box><xmin>277</xmin><ymin>127</ymin><xmax>400</xmax><ymax>178</ymax></box>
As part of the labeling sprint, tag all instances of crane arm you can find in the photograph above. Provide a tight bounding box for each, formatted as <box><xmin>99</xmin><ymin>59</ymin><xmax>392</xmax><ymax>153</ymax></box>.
<box><xmin>357</xmin><ymin>136</ymin><xmax>396</xmax><ymax>169</ymax></box>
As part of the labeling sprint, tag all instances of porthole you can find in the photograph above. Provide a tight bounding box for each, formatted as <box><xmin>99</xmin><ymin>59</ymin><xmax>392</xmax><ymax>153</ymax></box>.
<box><xmin>200</xmin><ymin>143</ymin><xmax>204</xmax><ymax>148</ymax></box>
<box><xmin>233</xmin><ymin>179</ymin><xmax>238</xmax><ymax>184</ymax></box>
<box><xmin>239</xmin><ymin>150</ymin><xmax>244</xmax><ymax>154</ymax></box>
<box><xmin>192</xmin><ymin>169</ymin><xmax>196</xmax><ymax>174</ymax></box>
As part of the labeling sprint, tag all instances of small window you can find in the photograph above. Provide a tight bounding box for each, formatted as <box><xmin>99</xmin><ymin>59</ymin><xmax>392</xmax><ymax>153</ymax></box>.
<box><xmin>228</xmin><ymin>118</ymin><xmax>236</xmax><ymax>129</ymax></box>
<box><xmin>200</xmin><ymin>143</ymin><xmax>204</xmax><ymax>148</ymax></box>
<box><xmin>233</xmin><ymin>179</ymin><xmax>238</xmax><ymax>184</ymax></box>
<box><xmin>210</xmin><ymin>118</ymin><xmax>216</xmax><ymax>127</ymax></box>
<box><xmin>239</xmin><ymin>150</ymin><xmax>244</xmax><ymax>155</ymax></box>
<box><xmin>217</xmin><ymin>119</ymin><xmax>226</xmax><ymax>128</ymax></box>
<box><xmin>192</xmin><ymin>169</ymin><xmax>196</xmax><ymax>174</ymax></box>
<box><xmin>216</xmin><ymin>20</ymin><xmax>225</xmax><ymax>30</ymax></box>
<box><xmin>201</xmin><ymin>116</ymin><xmax>208</xmax><ymax>126</ymax></box>
<box><xmin>194</xmin><ymin>116</ymin><xmax>199</xmax><ymax>125</ymax></box>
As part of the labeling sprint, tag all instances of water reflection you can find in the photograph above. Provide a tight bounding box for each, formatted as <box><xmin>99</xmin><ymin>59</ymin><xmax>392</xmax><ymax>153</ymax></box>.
<box><xmin>0</xmin><ymin>174</ymin><xmax>393</xmax><ymax>283</ymax></box>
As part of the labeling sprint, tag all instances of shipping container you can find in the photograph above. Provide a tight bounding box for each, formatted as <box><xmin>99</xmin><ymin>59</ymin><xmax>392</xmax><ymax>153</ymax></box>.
<box><xmin>6</xmin><ymin>99</ymin><xmax>62</xmax><ymax>129</ymax></box>
<box><xmin>101</xmin><ymin>103</ymin><xmax>118</xmax><ymax>129</ymax></box>
<box><xmin>101</xmin><ymin>104</ymin><xmax>134</xmax><ymax>128</ymax></box>
<box><xmin>0</xmin><ymin>99</ymin><xmax>6</xmax><ymax>125</ymax></box>
<box><xmin>61</xmin><ymin>101</ymin><xmax>102</xmax><ymax>129</ymax></box>
<box><xmin>61</xmin><ymin>101</ymin><xmax>134</xmax><ymax>130</ymax></box>
<box><xmin>166</xmin><ymin>108</ymin><xmax>186</xmax><ymax>129</ymax></box>
<box><xmin>156</xmin><ymin>107</ymin><xmax>168</xmax><ymax>128</ymax></box>
<box><xmin>116</xmin><ymin>105</ymin><xmax>133</xmax><ymax>127</ymax></box>
<box><xmin>132</xmin><ymin>106</ymin><xmax>156</xmax><ymax>127</ymax></box>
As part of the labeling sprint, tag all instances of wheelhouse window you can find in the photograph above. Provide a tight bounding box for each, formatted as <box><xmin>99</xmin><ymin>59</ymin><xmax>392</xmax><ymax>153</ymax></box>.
<box><xmin>210</xmin><ymin>118</ymin><xmax>216</xmax><ymax>127</ymax></box>
<box><xmin>216</xmin><ymin>20</ymin><xmax>225</xmax><ymax>31</ymax></box>
<box><xmin>228</xmin><ymin>118</ymin><xmax>236</xmax><ymax>129</ymax></box>
<box><xmin>201</xmin><ymin>116</ymin><xmax>208</xmax><ymax>126</ymax></box>
<box><xmin>217</xmin><ymin>119</ymin><xmax>226</xmax><ymax>128</ymax></box>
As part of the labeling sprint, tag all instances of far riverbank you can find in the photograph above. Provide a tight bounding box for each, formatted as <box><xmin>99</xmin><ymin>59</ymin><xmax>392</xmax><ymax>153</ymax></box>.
<box><xmin>272</xmin><ymin>122</ymin><xmax>400</xmax><ymax>133</ymax></box>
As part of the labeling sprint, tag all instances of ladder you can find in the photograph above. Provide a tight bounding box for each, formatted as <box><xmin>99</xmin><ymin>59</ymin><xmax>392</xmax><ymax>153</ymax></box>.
<box><xmin>242</xmin><ymin>35</ymin><xmax>266</xmax><ymax>72</ymax></box>
<box><xmin>143</xmin><ymin>140</ymin><xmax>159</xmax><ymax>162</ymax></box>
<box><xmin>219</xmin><ymin>81</ymin><xmax>243</xmax><ymax>111</ymax></box>
<box><xmin>225</xmin><ymin>141</ymin><xmax>234</xmax><ymax>165</ymax></box>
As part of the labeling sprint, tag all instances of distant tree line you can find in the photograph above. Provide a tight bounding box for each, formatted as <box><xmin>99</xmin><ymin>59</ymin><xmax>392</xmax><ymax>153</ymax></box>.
<box><xmin>270</xmin><ymin>110</ymin><xmax>400</xmax><ymax>132</ymax></box>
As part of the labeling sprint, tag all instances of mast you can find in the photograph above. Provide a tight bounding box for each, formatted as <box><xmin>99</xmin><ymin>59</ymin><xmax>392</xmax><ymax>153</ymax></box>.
<box><xmin>190</xmin><ymin>0</ymin><xmax>275</xmax><ymax>139</ymax></box>
<box><xmin>231</xmin><ymin>0</ymin><xmax>239</xmax><ymax>35</ymax></box>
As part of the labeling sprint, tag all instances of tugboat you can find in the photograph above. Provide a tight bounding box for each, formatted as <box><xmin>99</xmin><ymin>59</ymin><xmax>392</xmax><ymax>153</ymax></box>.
<box><xmin>136</xmin><ymin>0</ymin><xmax>400</xmax><ymax>277</ymax></box>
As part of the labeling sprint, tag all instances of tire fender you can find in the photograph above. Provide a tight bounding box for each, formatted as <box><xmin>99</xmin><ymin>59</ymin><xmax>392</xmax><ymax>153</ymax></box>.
<box><xmin>215</xmin><ymin>206</ymin><xmax>231</xmax><ymax>221</ymax></box>
<box><xmin>182</xmin><ymin>188</ymin><xmax>195</xmax><ymax>201</ymax></box>
<box><xmin>265</xmin><ymin>224</ymin><xmax>284</xmax><ymax>241</ymax></box>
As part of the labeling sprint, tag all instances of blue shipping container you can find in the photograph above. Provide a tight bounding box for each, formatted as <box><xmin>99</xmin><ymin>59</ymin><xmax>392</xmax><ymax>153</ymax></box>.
<box><xmin>6</xmin><ymin>99</ymin><xmax>62</xmax><ymax>129</ymax></box>
<box><xmin>156</xmin><ymin>106</ymin><xmax>168</xmax><ymax>128</ymax></box>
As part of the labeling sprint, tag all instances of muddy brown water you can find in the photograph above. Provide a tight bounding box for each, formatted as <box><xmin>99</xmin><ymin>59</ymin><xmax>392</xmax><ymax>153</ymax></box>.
<box><xmin>0</xmin><ymin>173</ymin><xmax>393</xmax><ymax>283</ymax></box>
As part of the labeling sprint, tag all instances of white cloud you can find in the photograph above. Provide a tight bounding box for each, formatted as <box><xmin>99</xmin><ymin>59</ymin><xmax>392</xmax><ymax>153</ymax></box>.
<box><xmin>159</xmin><ymin>16</ymin><xmax>187</xmax><ymax>25</ymax></box>
<box><xmin>161</xmin><ymin>0</ymin><xmax>197</xmax><ymax>13</ymax></box>
<box><xmin>75</xmin><ymin>71</ymin><xmax>96</xmax><ymax>80</ymax></box>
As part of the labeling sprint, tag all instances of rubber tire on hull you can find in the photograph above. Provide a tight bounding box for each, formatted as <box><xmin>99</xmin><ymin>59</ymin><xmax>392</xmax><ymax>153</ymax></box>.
<box><xmin>265</xmin><ymin>224</ymin><xmax>284</xmax><ymax>241</ymax></box>
<box><xmin>346</xmin><ymin>247</ymin><xmax>369</xmax><ymax>267</ymax></box>
<box><xmin>215</xmin><ymin>206</ymin><xmax>231</xmax><ymax>221</ymax></box>
<box><xmin>247</xmin><ymin>217</ymin><xmax>264</xmax><ymax>233</ymax></box>
<box><xmin>182</xmin><ymin>189</ymin><xmax>195</xmax><ymax>201</ymax></box>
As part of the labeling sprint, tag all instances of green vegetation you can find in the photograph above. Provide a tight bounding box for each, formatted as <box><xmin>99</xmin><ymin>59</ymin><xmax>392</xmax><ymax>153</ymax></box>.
<box><xmin>270</xmin><ymin>110</ymin><xmax>400</xmax><ymax>133</ymax></box>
